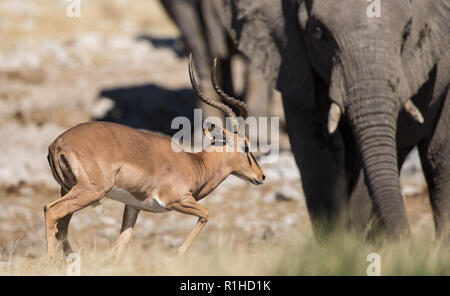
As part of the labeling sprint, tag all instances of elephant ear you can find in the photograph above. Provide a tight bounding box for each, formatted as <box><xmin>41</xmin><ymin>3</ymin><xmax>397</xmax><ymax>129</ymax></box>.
<box><xmin>402</xmin><ymin>0</ymin><xmax>450</xmax><ymax>97</ymax></box>
<box><xmin>222</xmin><ymin>0</ymin><xmax>315</xmax><ymax>109</ymax></box>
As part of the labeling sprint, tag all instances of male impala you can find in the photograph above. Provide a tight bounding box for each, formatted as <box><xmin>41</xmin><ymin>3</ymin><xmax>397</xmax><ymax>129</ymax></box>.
<box><xmin>44</xmin><ymin>56</ymin><xmax>265</xmax><ymax>261</ymax></box>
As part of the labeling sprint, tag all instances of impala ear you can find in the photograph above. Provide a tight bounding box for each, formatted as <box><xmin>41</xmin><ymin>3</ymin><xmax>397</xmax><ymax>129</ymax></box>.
<box><xmin>203</xmin><ymin>123</ymin><xmax>216</xmax><ymax>144</ymax></box>
<box><xmin>203</xmin><ymin>124</ymin><xmax>226</xmax><ymax>145</ymax></box>
<box><xmin>203</xmin><ymin>128</ymin><xmax>215</xmax><ymax>144</ymax></box>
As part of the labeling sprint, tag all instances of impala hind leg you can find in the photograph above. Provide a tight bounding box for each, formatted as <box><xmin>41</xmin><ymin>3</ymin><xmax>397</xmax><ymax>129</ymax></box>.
<box><xmin>44</xmin><ymin>185</ymin><xmax>107</xmax><ymax>258</ymax></box>
<box><xmin>114</xmin><ymin>205</ymin><xmax>140</xmax><ymax>264</ymax></box>
<box><xmin>55</xmin><ymin>188</ymin><xmax>73</xmax><ymax>256</ymax></box>
<box><xmin>56</xmin><ymin>214</ymin><xmax>73</xmax><ymax>255</ymax></box>
<box><xmin>167</xmin><ymin>195</ymin><xmax>209</xmax><ymax>256</ymax></box>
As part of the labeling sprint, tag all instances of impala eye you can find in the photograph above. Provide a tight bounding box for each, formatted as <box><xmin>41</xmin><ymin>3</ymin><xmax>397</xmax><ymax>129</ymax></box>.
<box><xmin>312</xmin><ymin>26</ymin><xmax>322</xmax><ymax>39</ymax></box>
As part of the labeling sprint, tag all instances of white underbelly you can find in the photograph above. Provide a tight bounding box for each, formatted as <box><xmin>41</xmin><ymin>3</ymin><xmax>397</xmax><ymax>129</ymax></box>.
<box><xmin>105</xmin><ymin>186</ymin><xmax>169</xmax><ymax>213</ymax></box>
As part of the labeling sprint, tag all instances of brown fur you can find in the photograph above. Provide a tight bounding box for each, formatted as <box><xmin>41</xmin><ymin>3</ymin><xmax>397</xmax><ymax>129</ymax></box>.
<box><xmin>44</xmin><ymin>121</ymin><xmax>264</xmax><ymax>260</ymax></box>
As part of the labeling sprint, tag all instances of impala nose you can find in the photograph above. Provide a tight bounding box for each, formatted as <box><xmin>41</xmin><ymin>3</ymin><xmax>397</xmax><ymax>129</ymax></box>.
<box><xmin>253</xmin><ymin>174</ymin><xmax>265</xmax><ymax>185</ymax></box>
<box><xmin>253</xmin><ymin>178</ymin><xmax>263</xmax><ymax>185</ymax></box>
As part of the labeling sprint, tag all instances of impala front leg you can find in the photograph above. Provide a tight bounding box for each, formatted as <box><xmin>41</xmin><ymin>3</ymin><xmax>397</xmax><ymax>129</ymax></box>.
<box><xmin>167</xmin><ymin>195</ymin><xmax>209</xmax><ymax>256</ymax></box>
<box><xmin>114</xmin><ymin>205</ymin><xmax>140</xmax><ymax>263</ymax></box>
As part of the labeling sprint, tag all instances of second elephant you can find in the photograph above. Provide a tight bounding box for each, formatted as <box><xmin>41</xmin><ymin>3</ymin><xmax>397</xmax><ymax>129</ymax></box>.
<box><xmin>160</xmin><ymin>0</ymin><xmax>276</xmax><ymax>121</ymax></box>
<box><xmin>222</xmin><ymin>0</ymin><xmax>450</xmax><ymax>240</ymax></box>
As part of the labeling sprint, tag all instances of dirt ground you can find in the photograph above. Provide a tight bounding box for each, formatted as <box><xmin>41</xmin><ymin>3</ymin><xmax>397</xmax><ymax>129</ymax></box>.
<box><xmin>0</xmin><ymin>0</ymin><xmax>440</xmax><ymax>275</ymax></box>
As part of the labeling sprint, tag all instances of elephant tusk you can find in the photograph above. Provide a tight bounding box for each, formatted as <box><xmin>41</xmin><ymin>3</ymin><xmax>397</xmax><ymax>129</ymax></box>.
<box><xmin>404</xmin><ymin>100</ymin><xmax>424</xmax><ymax>124</ymax></box>
<box><xmin>328</xmin><ymin>102</ymin><xmax>342</xmax><ymax>134</ymax></box>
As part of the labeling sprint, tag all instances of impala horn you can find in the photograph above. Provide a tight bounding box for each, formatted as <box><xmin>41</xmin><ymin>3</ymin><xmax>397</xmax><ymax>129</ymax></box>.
<box><xmin>189</xmin><ymin>54</ymin><xmax>239</xmax><ymax>132</ymax></box>
<box><xmin>212</xmin><ymin>58</ymin><xmax>249</xmax><ymax>120</ymax></box>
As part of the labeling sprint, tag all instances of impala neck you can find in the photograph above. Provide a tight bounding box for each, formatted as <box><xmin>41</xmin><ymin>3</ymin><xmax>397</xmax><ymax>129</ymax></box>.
<box><xmin>190</xmin><ymin>150</ymin><xmax>233</xmax><ymax>199</ymax></box>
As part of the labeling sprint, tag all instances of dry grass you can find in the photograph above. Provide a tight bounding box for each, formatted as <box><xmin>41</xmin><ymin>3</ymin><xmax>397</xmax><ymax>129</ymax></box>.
<box><xmin>0</xmin><ymin>0</ymin><xmax>448</xmax><ymax>277</ymax></box>
<box><xmin>0</xmin><ymin>183</ymin><xmax>446</xmax><ymax>276</ymax></box>
<box><xmin>0</xmin><ymin>0</ymin><xmax>178</xmax><ymax>49</ymax></box>
<box><xmin>1</xmin><ymin>230</ymin><xmax>449</xmax><ymax>276</ymax></box>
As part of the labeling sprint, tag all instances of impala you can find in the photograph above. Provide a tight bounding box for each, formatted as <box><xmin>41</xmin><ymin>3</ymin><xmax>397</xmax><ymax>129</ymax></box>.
<box><xmin>44</xmin><ymin>56</ymin><xmax>265</xmax><ymax>261</ymax></box>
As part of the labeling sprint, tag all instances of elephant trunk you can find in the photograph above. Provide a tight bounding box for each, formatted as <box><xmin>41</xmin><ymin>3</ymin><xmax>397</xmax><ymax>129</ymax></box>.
<box><xmin>346</xmin><ymin>89</ymin><xmax>409</xmax><ymax>237</ymax></box>
<box><xmin>340</xmin><ymin>38</ymin><xmax>411</xmax><ymax>237</ymax></box>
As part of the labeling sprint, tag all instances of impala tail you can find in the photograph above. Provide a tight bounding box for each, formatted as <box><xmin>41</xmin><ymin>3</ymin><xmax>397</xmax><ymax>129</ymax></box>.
<box><xmin>47</xmin><ymin>146</ymin><xmax>77</xmax><ymax>192</ymax></box>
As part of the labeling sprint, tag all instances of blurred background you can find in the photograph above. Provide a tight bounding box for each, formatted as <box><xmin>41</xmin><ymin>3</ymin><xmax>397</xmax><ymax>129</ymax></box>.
<box><xmin>0</xmin><ymin>0</ymin><xmax>435</xmax><ymax>275</ymax></box>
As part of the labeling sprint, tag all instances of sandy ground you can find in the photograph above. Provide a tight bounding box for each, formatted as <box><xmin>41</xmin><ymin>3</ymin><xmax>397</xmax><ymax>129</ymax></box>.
<box><xmin>0</xmin><ymin>0</ymin><xmax>440</xmax><ymax>275</ymax></box>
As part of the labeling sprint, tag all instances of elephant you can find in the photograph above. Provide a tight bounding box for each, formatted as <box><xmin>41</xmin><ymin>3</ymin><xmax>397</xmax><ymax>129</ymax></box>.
<box><xmin>159</xmin><ymin>0</ymin><xmax>278</xmax><ymax>122</ymax></box>
<box><xmin>221</xmin><ymin>0</ymin><xmax>450</xmax><ymax>240</ymax></box>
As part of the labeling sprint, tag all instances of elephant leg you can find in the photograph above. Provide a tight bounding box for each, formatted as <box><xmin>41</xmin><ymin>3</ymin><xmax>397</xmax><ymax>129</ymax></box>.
<box><xmin>160</xmin><ymin>0</ymin><xmax>208</xmax><ymax>68</ymax></box>
<box><xmin>200</xmin><ymin>0</ymin><xmax>228</xmax><ymax>59</ymax></box>
<box><xmin>418</xmin><ymin>93</ymin><xmax>450</xmax><ymax>242</ymax></box>
<box><xmin>419</xmin><ymin>145</ymin><xmax>450</xmax><ymax>242</ymax></box>
<box><xmin>245</xmin><ymin>65</ymin><xmax>272</xmax><ymax>118</ymax></box>
<box><xmin>282</xmin><ymin>96</ymin><xmax>350</xmax><ymax>236</ymax></box>
<box><xmin>160</xmin><ymin>0</ymin><xmax>222</xmax><ymax>120</ymax></box>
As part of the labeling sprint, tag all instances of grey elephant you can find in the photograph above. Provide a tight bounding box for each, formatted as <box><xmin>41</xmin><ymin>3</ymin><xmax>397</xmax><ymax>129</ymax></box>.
<box><xmin>221</xmin><ymin>0</ymin><xmax>450</xmax><ymax>239</ymax></box>
<box><xmin>159</xmin><ymin>0</ymin><xmax>276</xmax><ymax>121</ymax></box>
